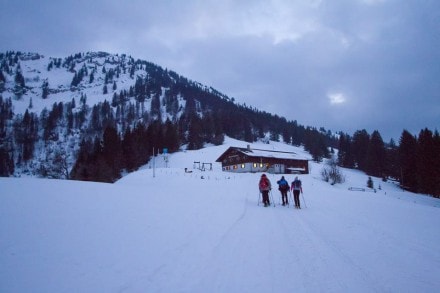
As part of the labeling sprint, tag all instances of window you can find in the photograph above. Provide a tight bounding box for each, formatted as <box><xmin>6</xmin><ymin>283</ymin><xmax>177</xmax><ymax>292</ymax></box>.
<box><xmin>253</xmin><ymin>163</ymin><xmax>257</xmax><ymax>168</ymax></box>
<box><xmin>241</xmin><ymin>164</ymin><xmax>245</xmax><ymax>168</ymax></box>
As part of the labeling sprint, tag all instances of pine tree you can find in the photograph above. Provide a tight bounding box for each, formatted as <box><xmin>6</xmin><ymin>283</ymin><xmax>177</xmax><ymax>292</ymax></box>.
<box><xmin>304</xmin><ymin>128</ymin><xmax>329</xmax><ymax>162</ymax></box>
<box><xmin>385</xmin><ymin>138</ymin><xmax>400</xmax><ymax>180</ymax></box>
<box><xmin>70</xmin><ymin>138</ymin><xmax>94</xmax><ymax>181</ymax></box>
<box><xmin>399</xmin><ymin>130</ymin><xmax>418</xmax><ymax>191</ymax></box>
<box><xmin>163</xmin><ymin>119</ymin><xmax>180</xmax><ymax>153</ymax></box>
<box><xmin>101</xmin><ymin>126</ymin><xmax>122</xmax><ymax>181</ymax></box>
<box><xmin>367</xmin><ymin>176</ymin><xmax>374</xmax><ymax>189</ymax></box>
<box><xmin>15</xmin><ymin>110</ymin><xmax>38</xmax><ymax>162</ymax></box>
<box><xmin>42</xmin><ymin>79</ymin><xmax>49</xmax><ymax>99</ymax></box>
<box><xmin>14</xmin><ymin>65</ymin><xmax>26</xmax><ymax>98</ymax></box>
<box><xmin>14</xmin><ymin>67</ymin><xmax>25</xmax><ymax>87</ymax></box>
<box><xmin>71</xmin><ymin>72</ymin><xmax>80</xmax><ymax>87</ymax></box>
<box><xmin>365</xmin><ymin>130</ymin><xmax>386</xmax><ymax>177</ymax></box>
<box><xmin>187</xmin><ymin>114</ymin><xmax>203</xmax><ymax>150</ymax></box>
<box><xmin>0</xmin><ymin>70</ymin><xmax>5</xmax><ymax>92</ymax></box>
<box><xmin>417</xmin><ymin>128</ymin><xmax>436</xmax><ymax>195</ymax></box>
<box><xmin>147</xmin><ymin>120</ymin><xmax>165</xmax><ymax>151</ymax></box>
<box><xmin>0</xmin><ymin>70</ymin><xmax>6</xmax><ymax>83</ymax></box>
<box><xmin>0</xmin><ymin>147</ymin><xmax>14</xmax><ymax>176</ymax></box>
<box><xmin>150</xmin><ymin>93</ymin><xmax>161</xmax><ymax>118</ymax></box>
<box><xmin>433</xmin><ymin>131</ymin><xmax>440</xmax><ymax>197</ymax></box>
<box><xmin>121</xmin><ymin>128</ymin><xmax>137</xmax><ymax>172</ymax></box>
<box><xmin>337</xmin><ymin>133</ymin><xmax>355</xmax><ymax>168</ymax></box>
<box><xmin>352</xmin><ymin>129</ymin><xmax>370</xmax><ymax>171</ymax></box>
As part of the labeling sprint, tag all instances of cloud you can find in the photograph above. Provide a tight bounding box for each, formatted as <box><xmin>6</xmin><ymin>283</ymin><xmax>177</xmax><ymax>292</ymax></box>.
<box><xmin>359</xmin><ymin>0</ymin><xmax>387</xmax><ymax>5</ymax></box>
<box><xmin>1</xmin><ymin>0</ymin><xmax>439</xmax><ymax>142</ymax></box>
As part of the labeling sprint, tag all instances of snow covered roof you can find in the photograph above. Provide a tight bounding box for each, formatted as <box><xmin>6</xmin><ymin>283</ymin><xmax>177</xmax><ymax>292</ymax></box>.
<box><xmin>216</xmin><ymin>146</ymin><xmax>309</xmax><ymax>162</ymax></box>
<box><xmin>240</xmin><ymin>148</ymin><xmax>308</xmax><ymax>160</ymax></box>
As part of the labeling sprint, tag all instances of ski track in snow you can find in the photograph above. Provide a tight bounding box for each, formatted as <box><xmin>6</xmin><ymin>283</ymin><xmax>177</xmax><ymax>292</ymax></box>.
<box><xmin>188</xmin><ymin>191</ymin><xmax>377</xmax><ymax>293</ymax></box>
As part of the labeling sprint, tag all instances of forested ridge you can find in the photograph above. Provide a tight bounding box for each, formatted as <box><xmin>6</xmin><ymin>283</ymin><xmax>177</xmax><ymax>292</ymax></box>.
<box><xmin>0</xmin><ymin>51</ymin><xmax>438</xmax><ymax>197</ymax></box>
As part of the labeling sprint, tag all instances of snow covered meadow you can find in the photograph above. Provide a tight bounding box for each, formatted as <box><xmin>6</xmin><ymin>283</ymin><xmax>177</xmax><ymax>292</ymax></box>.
<box><xmin>1</xmin><ymin>137</ymin><xmax>439</xmax><ymax>292</ymax></box>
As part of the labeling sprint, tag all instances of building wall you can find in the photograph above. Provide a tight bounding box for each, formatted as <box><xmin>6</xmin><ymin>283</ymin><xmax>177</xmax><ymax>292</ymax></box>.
<box><xmin>222</xmin><ymin>162</ymin><xmax>268</xmax><ymax>173</ymax></box>
<box><xmin>222</xmin><ymin>163</ymin><xmax>288</xmax><ymax>174</ymax></box>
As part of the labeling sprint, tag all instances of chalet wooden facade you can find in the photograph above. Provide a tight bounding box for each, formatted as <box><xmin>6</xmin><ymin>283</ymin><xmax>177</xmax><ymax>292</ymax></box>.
<box><xmin>215</xmin><ymin>146</ymin><xmax>309</xmax><ymax>174</ymax></box>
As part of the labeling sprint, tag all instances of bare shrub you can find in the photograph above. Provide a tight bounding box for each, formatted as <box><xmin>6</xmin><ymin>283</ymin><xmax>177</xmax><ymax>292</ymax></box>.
<box><xmin>321</xmin><ymin>156</ymin><xmax>345</xmax><ymax>185</ymax></box>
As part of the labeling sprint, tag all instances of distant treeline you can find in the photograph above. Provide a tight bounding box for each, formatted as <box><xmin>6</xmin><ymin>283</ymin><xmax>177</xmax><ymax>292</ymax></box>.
<box><xmin>338</xmin><ymin>128</ymin><xmax>440</xmax><ymax>197</ymax></box>
<box><xmin>0</xmin><ymin>94</ymin><xmax>335</xmax><ymax>183</ymax></box>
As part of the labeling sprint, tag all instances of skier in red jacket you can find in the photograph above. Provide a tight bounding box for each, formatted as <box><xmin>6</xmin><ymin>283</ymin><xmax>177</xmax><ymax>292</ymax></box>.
<box><xmin>259</xmin><ymin>174</ymin><xmax>272</xmax><ymax>207</ymax></box>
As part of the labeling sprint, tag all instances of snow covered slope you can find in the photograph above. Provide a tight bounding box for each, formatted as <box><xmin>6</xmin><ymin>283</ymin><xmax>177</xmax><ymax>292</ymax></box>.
<box><xmin>1</xmin><ymin>138</ymin><xmax>439</xmax><ymax>292</ymax></box>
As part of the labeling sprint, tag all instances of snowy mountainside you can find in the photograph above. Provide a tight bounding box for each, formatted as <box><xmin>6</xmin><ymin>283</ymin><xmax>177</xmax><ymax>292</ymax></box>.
<box><xmin>0</xmin><ymin>51</ymin><xmax>234</xmax><ymax>178</ymax></box>
<box><xmin>1</xmin><ymin>52</ymin><xmax>182</xmax><ymax>117</ymax></box>
<box><xmin>3</xmin><ymin>51</ymin><xmax>336</xmax><ymax>180</ymax></box>
<box><xmin>1</xmin><ymin>137</ymin><xmax>439</xmax><ymax>292</ymax></box>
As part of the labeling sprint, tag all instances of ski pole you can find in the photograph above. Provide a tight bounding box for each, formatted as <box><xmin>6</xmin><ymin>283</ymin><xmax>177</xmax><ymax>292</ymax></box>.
<box><xmin>301</xmin><ymin>192</ymin><xmax>307</xmax><ymax>208</ymax></box>
<box><xmin>257</xmin><ymin>191</ymin><xmax>261</xmax><ymax>206</ymax></box>
<box><xmin>270</xmin><ymin>190</ymin><xmax>276</xmax><ymax>207</ymax></box>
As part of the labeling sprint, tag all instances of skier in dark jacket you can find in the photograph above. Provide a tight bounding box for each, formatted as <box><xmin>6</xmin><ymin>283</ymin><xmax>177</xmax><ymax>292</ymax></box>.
<box><xmin>291</xmin><ymin>176</ymin><xmax>303</xmax><ymax>209</ymax></box>
<box><xmin>259</xmin><ymin>174</ymin><xmax>272</xmax><ymax>207</ymax></box>
<box><xmin>277</xmin><ymin>176</ymin><xmax>289</xmax><ymax>206</ymax></box>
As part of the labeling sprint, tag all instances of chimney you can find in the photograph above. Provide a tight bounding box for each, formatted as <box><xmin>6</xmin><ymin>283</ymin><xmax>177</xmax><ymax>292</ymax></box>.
<box><xmin>247</xmin><ymin>144</ymin><xmax>251</xmax><ymax>151</ymax></box>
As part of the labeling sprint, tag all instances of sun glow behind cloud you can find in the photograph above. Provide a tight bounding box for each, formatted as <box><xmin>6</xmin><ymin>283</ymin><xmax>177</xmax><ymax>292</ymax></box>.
<box><xmin>328</xmin><ymin>92</ymin><xmax>346</xmax><ymax>105</ymax></box>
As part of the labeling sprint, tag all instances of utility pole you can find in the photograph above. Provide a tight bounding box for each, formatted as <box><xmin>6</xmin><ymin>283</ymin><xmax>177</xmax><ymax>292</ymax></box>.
<box><xmin>153</xmin><ymin>147</ymin><xmax>156</xmax><ymax>178</ymax></box>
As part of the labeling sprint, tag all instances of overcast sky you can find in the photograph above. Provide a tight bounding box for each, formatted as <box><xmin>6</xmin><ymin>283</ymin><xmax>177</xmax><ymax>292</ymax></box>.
<box><xmin>1</xmin><ymin>0</ymin><xmax>439</xmax><ymax>141</ymax></box>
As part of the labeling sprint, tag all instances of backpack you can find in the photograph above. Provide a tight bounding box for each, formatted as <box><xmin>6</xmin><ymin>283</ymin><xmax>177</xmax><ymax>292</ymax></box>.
<box><xmin>293</xmin><ymin>179</ymin><xmax>302</xmax><ymax>190</ymax></box>
<box><xmin>259</xmin><ymin>178</ymin><xmax>269</xmax><ymax>190</ymax></box>
<box><xmin>278</xmin><ymin>179</ymin><xmax>288</xmax><ymax>191</ymax></box>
